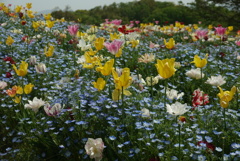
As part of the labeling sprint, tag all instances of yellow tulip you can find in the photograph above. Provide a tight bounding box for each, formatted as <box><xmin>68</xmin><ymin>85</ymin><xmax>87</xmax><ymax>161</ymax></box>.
<box><xmin>6</xmin><ymin>36</ymin><xmax>14</xmax><ymax>46</ymax></box>
<box><xmin>94</xmin><ymin>37</ymin><xmax>105</xmax><ymax>51</ymax></box>
<box><xmin>85</xmin><ymin>48</ymin><xmax>97</xmax><ymax>56</ymax></box>
<box><xmin>27</xmin><ymin>10</ymin><xmax>35</xmax><ymax>18</ymax></box>
<box><xmin>164</xmin><ymin>38</ymin><xmax>175</xmax><ymax>49</ymax></box>
<box><xmin>16</xmin><ymin>86</ymin><xmax>23</xmax><ymax>94</ymax></box>
<box><xmin>13</xmin><ymin>96</ymin><xmax>21</xmax><ymax>104</ymax></box>
<box><xmin>12</xmin><ymin>61</ymin><xmax>28</xmax><ymax>77</ymax></box>
<box><xmin>46</xmin><ymin>20</ymin><xmax>55</xmax><ymax>28</ymax></box>
<box><xmin>92</xmin><ymin>78</ymin><xmax>106</xmax><ymax>91</ymax></box>
<box><xmin>24</xmin><ymin>83</ymin><xmax>34</xmax><ymax>94</ymax></box>
<box><xmin>129</xmin><ymin>40</ymin><xmax>139</xmax><ymax>48</ymax></box>
<box><xmin>110</xmin><ymin>33</ymin><xmax>120</xmax><ymax>41</ymax></box>
<box><xmin>228</xmin><ymin>26</ymin><xmax>233</xmax><ymax>32</ymax></box>
<box><xmin>32</xmin><ymin>21</ymin><xmax>40</xmax><ymax>30</ymax></box>
<box><xmin>96</xmin><ymin>59</ymin><xmax>114</xmax><ymax>76</ymax></box>
<box><xmin>208</xmin><ymin>25</ymin><xmax>213</xmax><ymax>30</ymax></box>
<box><xmin>191</xmin><ymin>55</ymin><xmax>208</xmax><ymax>68</ymax></box>
<box><xmin>15</xmin><ymin>5</ymin><xmax>22</xmax><ymax>13</ymax></box>
<box><xmin>112</xmin><ymin>68</ymin><xmax>132</xmax><ymax>90</ymax></box>
<box><xmin>155</xmin><ymin>58</ymin><xmax>176</xmax><ymax>79</ymax></box>
<box><xmin>217</xmin><ymin>86</ymin><xmax>236</xmax><ymax>108</ymax></box>
<box><xmin>26</xmin><ymin>3</ymin><xmax>32</xmax><ymax>9</ymax></box>
<box><xmin>115</xmin><ymin>48</ymin><xmax>123</xmax><ymax>58</ymax></box>
<box><xmin>45</xmin><ymin>45</ymin><xmax>54</xmax><ymax>57</ymax></box>
<box><xmin>44</xmin><ymin>13</ymin><xmax>52</xmax><ymax>20</ymax></box>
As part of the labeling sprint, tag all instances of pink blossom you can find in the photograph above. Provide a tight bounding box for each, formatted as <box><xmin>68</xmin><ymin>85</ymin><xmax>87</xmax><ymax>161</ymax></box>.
<box><xmin>110</xmin><ymin>19</ymin><xmax>122</xmax><ymax>26</ymax></box>
<box><xmin>155</xmin><ymin>21</ymin><xmax>159</xmax><ymax>25</ymax></box>
<box><xmin>214</xmin><ymin>26</ymin><xmax>227</xmax><ymax>37</ymax></box>
<box><xmin>149</xmin><ymin>41</ymin><xmax>159</xmax><ymax>48</ymax></box>
<box><xmin>192</xmin><ymin>89</ymin><xmax>209</xmax><ymax>109</ymax></box>
<box><xmin>67</xmin><ymin>25</ymin><xmax>79</xmax><ymax>36</ymax></box>
<box><xmin>104</xmin><ymin>39</ymin><xmax>124</xmax><ymax>55</ymax></box>
<box><xmin>195</xmin><ymin>30</ymin><xmax>208</xmax><ymax>39</ymax></box>
<box><xmin>235</xmin><ymin>41</ymin><xmax>240</xmax><ymax>46</ymax></box>
<box><xmin>135</xmin><ymin>21</ymin><xmax>140</xmax><ymax>24</ymax></box>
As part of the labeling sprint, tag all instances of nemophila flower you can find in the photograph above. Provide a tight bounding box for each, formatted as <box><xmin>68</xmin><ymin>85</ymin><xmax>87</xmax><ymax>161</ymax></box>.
<box><xmin>192</xmin><ymin>89</ymin><xmax>209</xmax><ymax>108</ymax></box>
<box><xmin>3</xmin><ymin>56</ymin><xmax>16</xmax><ymax>64</ymax></box>
<box><xmin>12</xmin><ymin>61</ymin><xmax>28</xmax><ymax>77</ymax></box>
<box><xmin>94</xmin><ymin>37</ymin><xmax>105</xmax><ymax>51</ymax></box>
<box><xmin>24</xmin><ymin>83</ymin><xmax>34</xmax><ymax>94</ymax></box>
<box><xmin>191</xmin><ymin>55</ymin><xmax>208</xmax><ymax>68</ymax></box>
<box><xmin>6</xmin><ymin>36</ymin><xmax>14</xmax><ymax>46</ymax></box>
<box><xmin>141</xmin><ymin>108</ymin><xmax>150</xmax><ymax>118</ymax></box>
<box><xmin>164</xmin><ymin>38</ymin><xmax>175</xmax><ymax>49</ymax></box>
<box><xmin>92</xmin><ymin>78</ymin><xmax>106</xmax><ymax>91</ymax></box>
<box><xmin>104</xmin><ymin>39</ymin><xmax>124</xmax><ymax>56</ymax></box>
<box><xmin>85</xmin><ymin>138</ymin><xmax>104</xmax><ymax>161</ymax></box>
<box><xmin>44</xmin><ymin>45</ymin><xmax>54</xmax><ymax>57</ymax></box>
<box><xmin>138</xmin><ymin>53</ymin><xmax>155</xmax><ymax>63</ymax></box>
<box><xmin>0</xmin><ymin>81</ymin><xmax>7</xmax><ymax>89</ymax></box>
<box><xmin>166</xmin><ymin>102</ymin><xmax>189</xmax><ymax>116</ymax></box>
<box><xmin>205</xmin><ymin>75</ymin><xmax>226</xmax><ymax>86</ymax></box>
<box><xmin>35</xmin><ymin>63</ymin><xmax>47</xmax><ymax>73</ymax></box>
<box><xmin>166</xmin><ymin>88</ymin><xmax>184</xmax><ymax>101</ymax></box>
<box><xmin>25</xmin><ymin>97</ymin><xmax>45</xmax><ymax>113</ymax></box>
<box><xmin>217</xmin><ymin>86</ymin><xmax>236</xmax><ymax>108</ymax></box>
<box><xmin>185</xmin><ymin>68</ymin><xmax>204</xmax><ymax>79</ymax></box>
<box><xmin>155</xmin><ymin>58</ymin><xmax>176</xmax><ymax>79</ymax></box>
<box><xmin>29</xmin><ymin>56</ymin><xmax>37</xmax><ymax>66</ymax></box>
<box><xmin>44</xmin><ymin>103</ymin><xmax>62</xmax><ymax>116</ymax></box>
<box><xmin>67</xmin><ymin>25</ymin><xmax>78</xmax><ymax>36</ymax></box>
<box><xmin>96</xmin><ymin>59</ymin><xmax>114</xmax><ymax>76</ymax></box>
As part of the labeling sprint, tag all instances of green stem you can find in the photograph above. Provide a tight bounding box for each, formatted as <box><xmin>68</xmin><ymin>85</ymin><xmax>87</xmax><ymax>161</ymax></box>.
<box><xmin>178</xmin><ymin>118</ymin><xmax>181</xmax><ymax>161</ymax></box>
<box><xmin>223</xmin><ymin>108</ymin><xmax>226</xmax><ymax>131</ymax></box>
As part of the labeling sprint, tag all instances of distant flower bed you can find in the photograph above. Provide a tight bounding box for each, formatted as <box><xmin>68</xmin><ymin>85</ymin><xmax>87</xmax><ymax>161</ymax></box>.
<box><xmin>0</xmin><ymin>3</ymin><xmax>240</xmax><ymax>161</ymax></box>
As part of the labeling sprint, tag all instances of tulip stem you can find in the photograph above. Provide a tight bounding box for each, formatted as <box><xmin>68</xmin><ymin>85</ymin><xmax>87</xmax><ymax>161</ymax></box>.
<box><xmin>223</xmin><ymin>108</ymin><xmax>226</xmax><ymax>131</ymax></box>
<box><xmin>178</xmin><ymin>118</ymin><xmax>181</xmax><ymax>161</ymax></box>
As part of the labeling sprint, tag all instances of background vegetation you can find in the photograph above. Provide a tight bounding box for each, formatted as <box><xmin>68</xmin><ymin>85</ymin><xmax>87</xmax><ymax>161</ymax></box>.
<box><xmin>51</xmin><ymin>0</ymin><xmax>240</xmax><ymax>29</ymax></box>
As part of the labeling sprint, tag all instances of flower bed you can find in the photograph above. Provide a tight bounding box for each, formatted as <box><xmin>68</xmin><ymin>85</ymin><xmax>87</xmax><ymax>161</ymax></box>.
<box><xmin>0</xmin><ymin>3</ymin><xmax>240</xmax><ymax>161</ymax></box>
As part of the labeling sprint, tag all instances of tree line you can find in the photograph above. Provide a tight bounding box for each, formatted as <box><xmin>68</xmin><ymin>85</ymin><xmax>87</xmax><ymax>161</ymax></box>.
<box><xmin>51</xmin><ymin>0</ymin><xmax>240</xmax><ymax>29</ymax></box>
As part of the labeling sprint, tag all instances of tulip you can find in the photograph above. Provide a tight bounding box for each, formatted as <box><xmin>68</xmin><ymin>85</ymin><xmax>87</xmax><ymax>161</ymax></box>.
<box><xmin>24</xmin><ymin>83</ymin><xmax>34</xmax><ymax>94</ymax></box>
<box><xmin>92</xmin><ymin>78</ymin><xmax>106</xmax><ymax>91</ymax></box>
<box><xmin>155</xmin><ymin>58</ymin><xmax>176</xmax><ymax>79</ymax></box>
<box><xmin>96</xmin><ymin>59</ymin><xmax>114</xmax><ymax>76</ymax></box>
<box><xmin>25</xmin><ymin>97</ymin><xmax>45</xmax><ymax>113</ymax></box>
<box><xmin>104</xmin><ymin>39</ymin><xmax>124</xmax><ymax>56</ymax></box>
<box><xmin>191</xmin><ymin>55</ymin><xmax>207</xmax><ymax>68</ymax></box>
<box><xmin>217</xmin><ymin>86</ymin><xmax>236</xmax><ymax>108</ymax></box>
<box><xmin>46</xmin><ymin>20</ymin><xmax>55</xmax><ymax>28</ymax></box>
<box><xmin>85</xmin><ymin>138</ymin><xmax>104</xmax><ymax>161</ymax></box>
<box><xmin>12</xmin><ymin>61</ymin><xmax>28</xmax><ymax>77</ymax></box>
<box><xmin>44</xmin><ymin>103</ymin><xmax>62</xmax><ymax>116</ymax></box>
<box><xmin>67</xmin><ymin>25</ymin><xmax>79</xmax><ymax>36</ymax></box>
<box><xmin>35</xmin><ymin>63</ymin><xmax>47</xmax><ymax>73</ymax></box>
<box><xmin>44</xmin><ymin>45</ymin><xmax>54</xmax><ymax>57</ymax></box>
<box><xmin>94</xmin><ymin>37</ymin><xmax>105</xmax><ymax>51</ymax></box>
<box><xmin>6</xmin><ymin>36</ymin><xmax>14</xmax><ymax>46</ymax></box>
<box><xmin>112</xmin><ymin>68</ymin><xmax>132</xmax><ymax>90</ymax></box>
<box><xmin>29</xmin><ymin>56</ymin><xmax>37</xmax><ymax>65</ymax></box>
<box><xmin>164</xmin><ymin>38</ymin><xmax>175</xmax><ymax>49</ymax></box>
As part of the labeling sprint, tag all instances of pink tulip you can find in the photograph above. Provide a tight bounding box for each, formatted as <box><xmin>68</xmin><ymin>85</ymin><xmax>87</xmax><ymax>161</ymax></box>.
<box><xmin>67</xmin><ymin>25</ymin><xmax>78</xmax><ymax>36</ymax></box>
<box><xmin>235</xmin><ymin>41</ymin><xmax>240</xmax><ymax>46</ymax></box>
<box><xmin>104</xmin><ymin>39</ymin><xmax>124</xmax><ymax>55</ymax></box>
<box><xmin>195</xmin><ymin>30</ymin><xmax>208</xmax><ymax>39</ymax></box>
<box><xmin>214</xmin><ymin>26</ymin><xmax>227</xmax><ymax>37</ymax></box>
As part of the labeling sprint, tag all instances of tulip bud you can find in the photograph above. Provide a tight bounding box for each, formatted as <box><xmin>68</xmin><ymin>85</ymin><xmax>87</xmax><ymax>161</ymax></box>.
<box><xmin>35</xmin><ymin>63</ymin><xmax>47</xmax><ymax>73</ymax></box>
<box><xmin>29</xmin><ymin>56</ymin><xmax>37</xmax><ymax>65</ymax></box>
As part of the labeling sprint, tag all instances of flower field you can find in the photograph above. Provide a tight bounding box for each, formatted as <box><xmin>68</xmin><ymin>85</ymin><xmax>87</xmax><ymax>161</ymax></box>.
<box><xmin>0</xmin><ymin>3</ymin><xmax>240</xmax><ymax>161</ymax></box>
